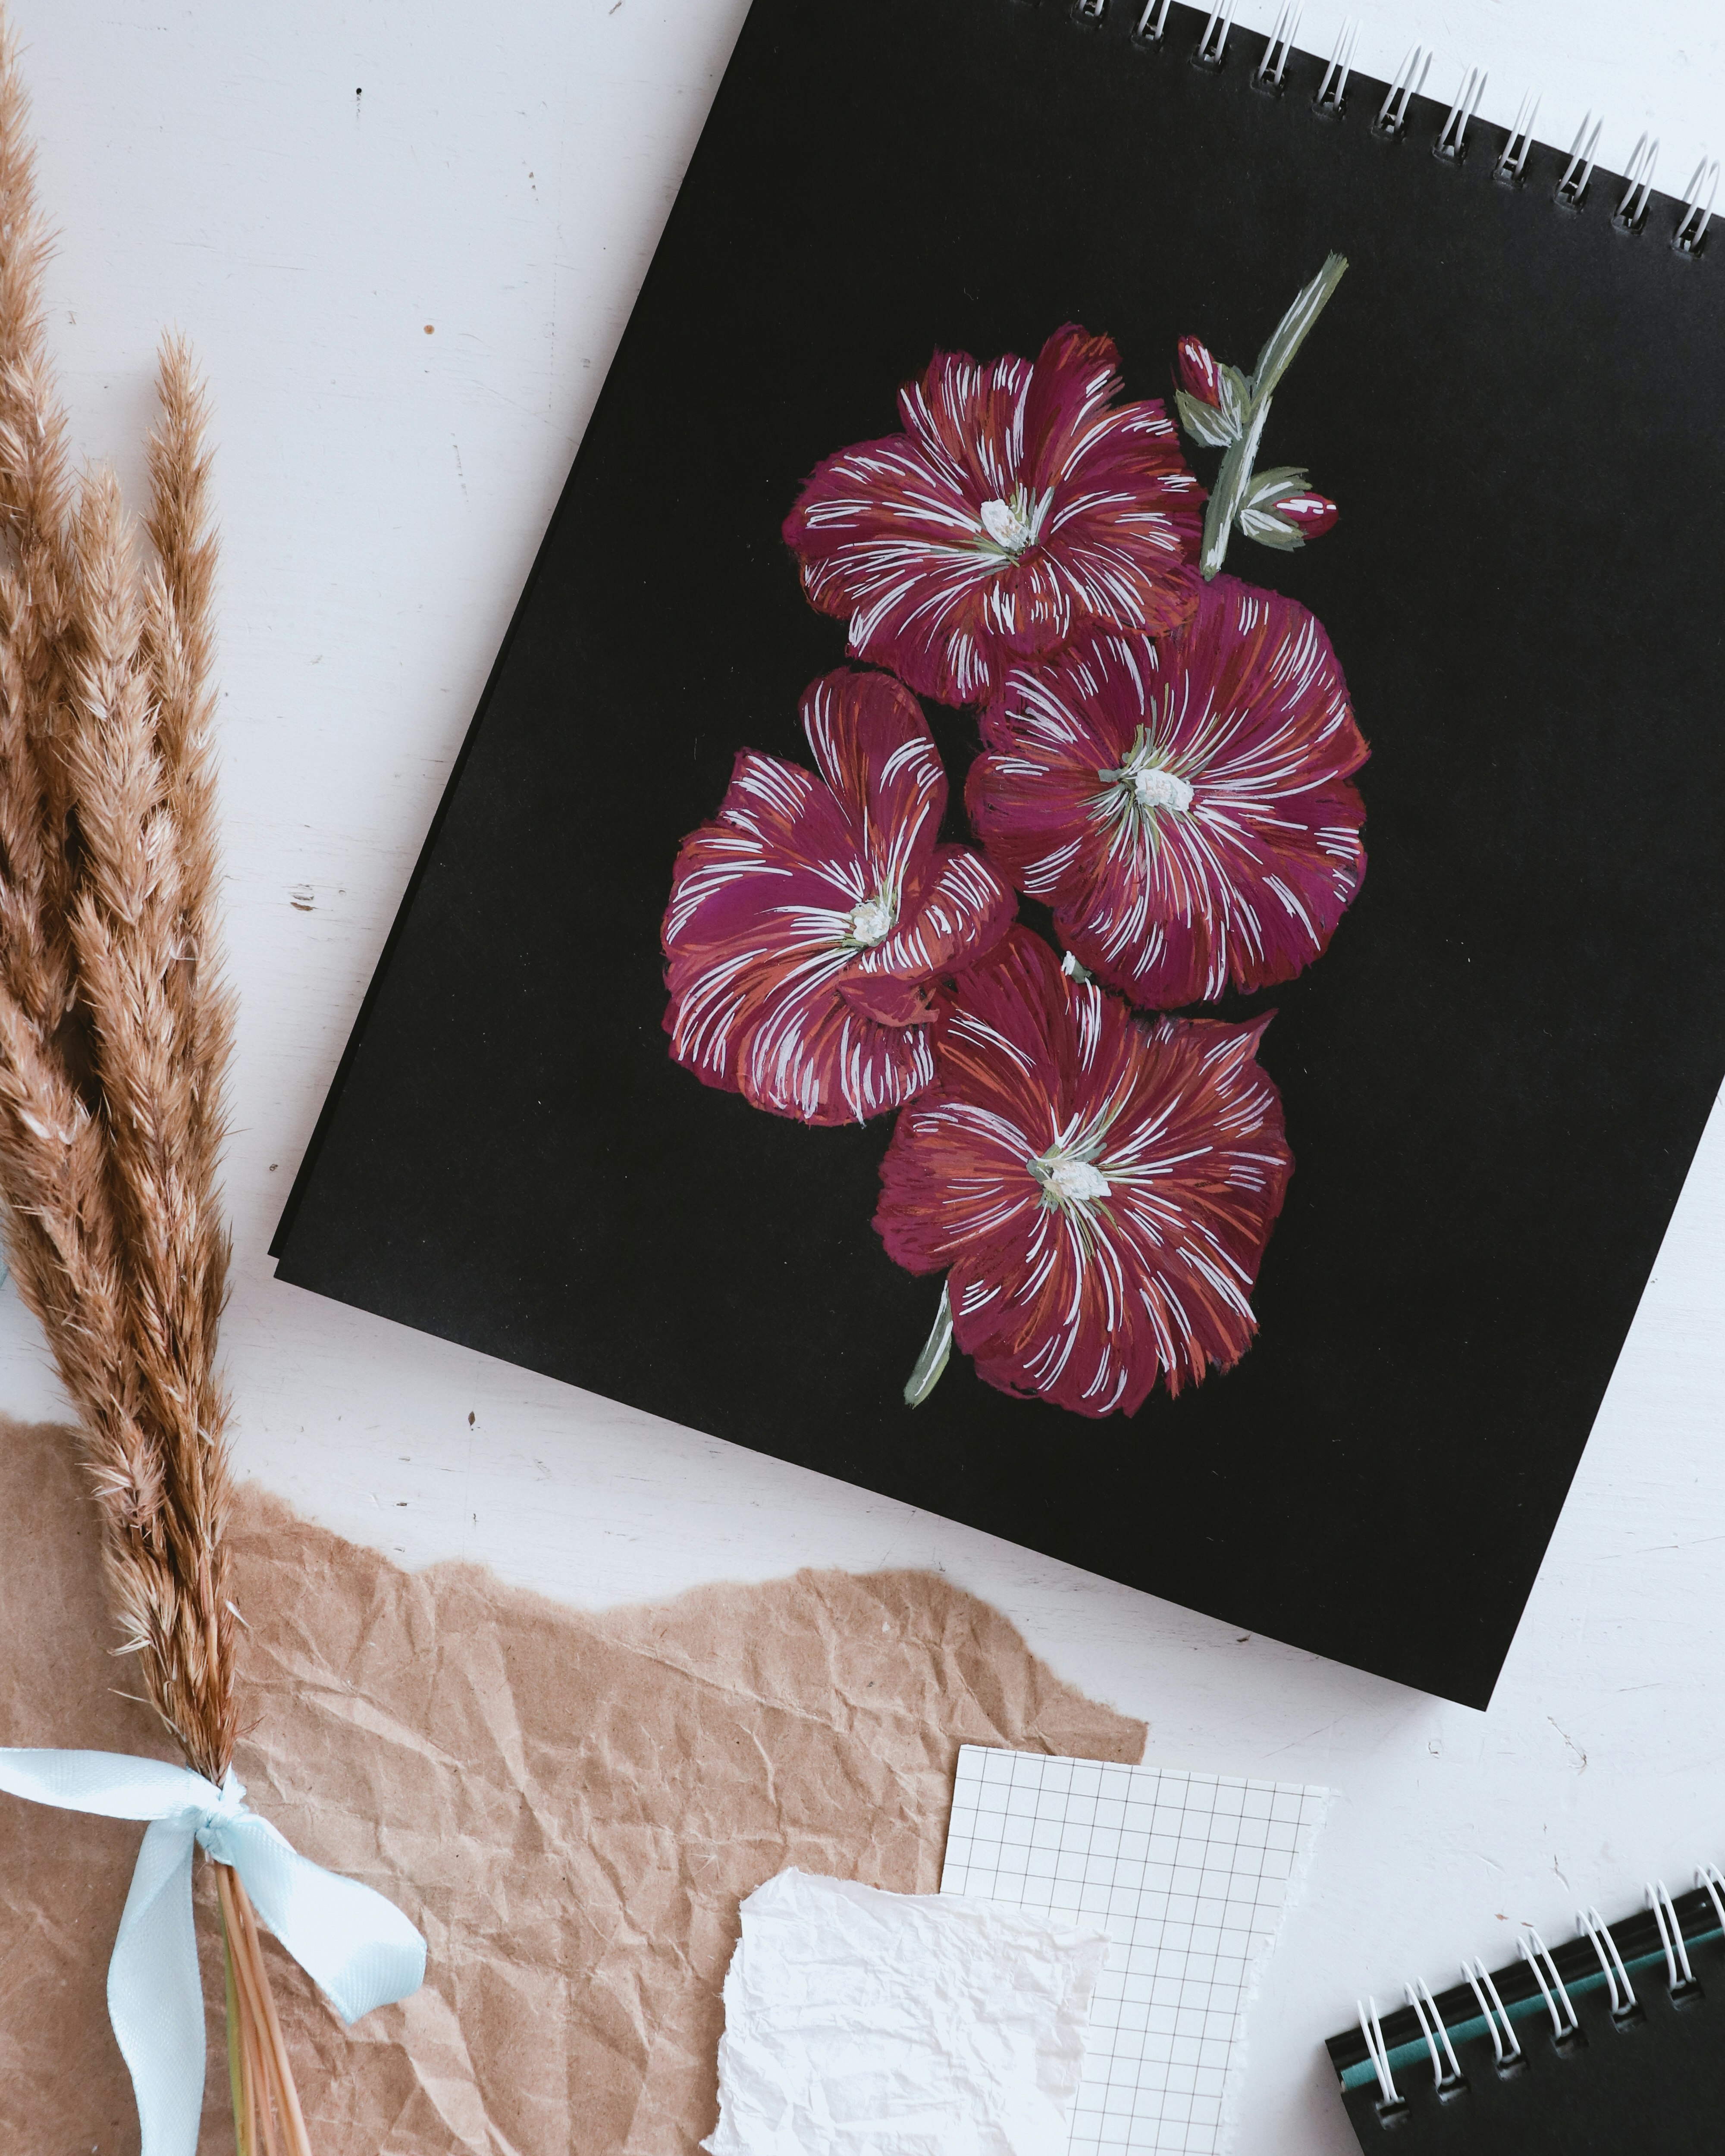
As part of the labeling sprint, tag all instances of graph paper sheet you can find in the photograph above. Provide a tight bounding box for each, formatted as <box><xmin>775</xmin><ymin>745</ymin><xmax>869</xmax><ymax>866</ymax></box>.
<box><xmin>939</xmin><ymin>1747</ymin><xmax>1328</xmax><ymax>2156</ymax></box>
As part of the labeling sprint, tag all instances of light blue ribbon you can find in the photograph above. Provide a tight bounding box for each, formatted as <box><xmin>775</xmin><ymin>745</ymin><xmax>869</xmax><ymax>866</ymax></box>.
<box><xmin>0</xmin><ymin>1747</ymin><xmax>426</xmax><ymax>2156</ymax></box>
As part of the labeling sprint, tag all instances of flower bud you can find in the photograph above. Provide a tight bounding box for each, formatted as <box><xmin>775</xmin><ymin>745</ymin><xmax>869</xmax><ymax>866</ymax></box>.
<box><xmin>1176</xmin><ymin>336</ymin><xmax>1223</xmax><ymax>407</ymax></box>
<box><xmin>1174</xmin><ymin>339</ymin><xmax>1248</xmax><ymax>449</ymax></box>
<box><xmin>1237</xmin><ymin>467</ymin><xmax>1339</xmax><ymax>550</ymax></box>
<box><xmin>1275</xmin><ymin>491</ymin><xmax>1338</xmax><ymax>536</ymax></box>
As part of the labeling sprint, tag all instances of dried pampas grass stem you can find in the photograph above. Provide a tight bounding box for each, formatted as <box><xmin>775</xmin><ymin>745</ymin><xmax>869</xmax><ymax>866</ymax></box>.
<box><xmin>0</xmin><ymin>13</ymin><xmax>306</xmax><ymax>2149</ymax></box>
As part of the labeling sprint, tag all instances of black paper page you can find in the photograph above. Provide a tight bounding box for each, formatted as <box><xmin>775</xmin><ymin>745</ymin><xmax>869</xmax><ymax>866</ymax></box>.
<box><xmin>273</xmin><ymin>0</ymin><xmax>1725</xmax><ymax>1706</ymax></box>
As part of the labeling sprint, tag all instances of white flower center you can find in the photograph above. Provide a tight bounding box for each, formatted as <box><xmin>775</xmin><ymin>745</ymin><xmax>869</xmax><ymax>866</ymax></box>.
<box><xmin>847</xmin><ymin>894</ymin><xmax>896</xmax><ymax>946</ymax></box>
<box><xmin>1035</xmin><ymin>1149</ymin><xmax>1111</xmax><ymax>1208</ymax></box>
<box><xmin>1104</xmin><ymin>733</ymin><xmax>1194</xmax><ymax>818</ymax></box>
<box><xmin>979</xmin><ymin>487</ymin><xmax>1046</xmax><ymax>557</ymax></box>
<box><xmin>1129</xmin><ymin>764</ymin><xmax>1193</xmax><ymax>814</ymax></box>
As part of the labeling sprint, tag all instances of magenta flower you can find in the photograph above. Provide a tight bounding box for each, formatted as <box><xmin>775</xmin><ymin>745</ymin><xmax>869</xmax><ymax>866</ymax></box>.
<box><xmin>782</xmin><ymin>326</ymin><xmax>1204</xmax><ymax>709</ymax></box>
<box><xmin>964</xmin><ymin>577</ymin><xmax>1368</xmax><ymax>1009</ymax></box>
<box><xmin>662</xmin><ymin>668</ymin><xmax>1015</xmax><ymax>1125</ymax></box>
<box><xmin>875</xmin><ymin>928</ymin><xmax>1292</xmax><ymax>1415</ymax></box>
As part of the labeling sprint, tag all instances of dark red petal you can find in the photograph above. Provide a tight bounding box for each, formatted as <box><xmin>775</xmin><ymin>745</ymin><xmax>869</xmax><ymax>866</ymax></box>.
<box><xmin>782</xmin><ymin>330</ymin><xmax>1204</xmax><ymax>706</ymax></box>
<box><xmin>966</xmin><ymin>583</ymin><xmax>1368</xmax><ymax>1007</ymax></box>
<box><xmin>875</xmin><ymin>928</ymin><xmax>1292</xmax><ymax>1413</ymax></box>
<box><xmin>837</xmin><ymin>975</ymin><xmax>936</xmax><ymax>1028</ymax></box>
<box><xmin>781</xmin><ymin>429</ymin><xmax>1016</xmax><ymax>705</ymax></box>
<box><xmin>739</xmin><ymin>979</ymin><xmax>935</xmax><ymax>1124</ymax></box>
<box><xmin>800</xmin><ymin>668</ymin><xmax>945</xmax><ymax>894</ymax></box>
<box><xmin>1176</xmin><ymin>336</ymin><xmax>1223</xmax><ymax>406</ymax></box>
<box><xmin>898</xmin><ymin>345</ymin><xmax>1037</xmax><ymax>500</ymax></box>
<box><xmin>663</xmin><ymin>675</ymin><xmax>958</xmax><ymax>1123</ymax></box>
<box><xmin>865</xmin><ymin>842</ymin><xmax>1016</xmax><ymax>982</ymax></box>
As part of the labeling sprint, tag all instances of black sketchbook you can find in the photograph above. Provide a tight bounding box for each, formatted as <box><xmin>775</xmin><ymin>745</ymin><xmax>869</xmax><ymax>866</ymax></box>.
<box><xmin>272</xmin><ymin>0</ymin><xmax>1725</xmax><ymax>1707</ymax></box>
<box><xmin>1327</xmin><ymin>1872</ymin><xmax>1725</xmax><ymax>2150</ymax></box>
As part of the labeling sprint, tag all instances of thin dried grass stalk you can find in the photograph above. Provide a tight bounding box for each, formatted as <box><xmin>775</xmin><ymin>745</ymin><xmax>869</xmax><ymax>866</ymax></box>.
<box><xmin>0</xmin><ymin>16</ymin><xmax>306</xmax><ymax>2147</ymax></box>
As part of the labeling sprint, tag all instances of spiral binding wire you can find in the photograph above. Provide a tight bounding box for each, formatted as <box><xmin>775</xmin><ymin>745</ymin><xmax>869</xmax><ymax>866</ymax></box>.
<box><xmin>1090</xmin><ymin>4</ymin><xmax>1715</xmax><ymax>258</ymax></box>
<box><xmin>1518</xmin><ymin>1928</ymin><xmax>1582</xmax><ymax>2042</ymax></box>
<box><xmin>1194</xmin><ymin>0</ymin><xmax>1235</xmax><ymax>67</ymax></box>
<box><xmin>1647</xmin><ymin>1880</ymin><xmax>1700</xmax><ymax>1995</ymax></box>
<box><xmin>1341</xmin><ymin>1876</ymin><xmax>1723</xmax><ymax>2129</ymax></box>
<box><xmin>1434</xmin><ymin>65</ymin><xmax>1486</xmax><ymax>161</ymax></box>
<box><xmin>1577</xmin><ymin>1905</ymin><xmax>1638</xmax><ymax>2017</ymax></box>
<box><xmin>1255</xmin><ymin>3</ymin><xmax>1298</xmax><ymax>91</ymax></box>
<box><xmin>1461</xmin><ymin>1956</ymin><xmax>1522</xmax><ymax>2066</ymax></box>
<box><xmin>1374</xmin><ymin>44</ymin><xmax>1429</xmax><ymax>138</ymax></box>
<box><xmin>1405</xmin><ymin>1977</ymin><xmax>1466</xmax><ymax>2091</ymax></box>
<box><xmin>1496</xmin><ymin>92</ymin><xmax>1539</xmax><ymax>184</ymax></box>
<box><xmin>1313</xmin><ymin>21</ymin><xmax>1355</xmax><ymax>116</ymax></box>
<box><xmin>1356</xmin><ymin>1996</ymin><xmax>1402</xmax><ymax>2110</ymax></box>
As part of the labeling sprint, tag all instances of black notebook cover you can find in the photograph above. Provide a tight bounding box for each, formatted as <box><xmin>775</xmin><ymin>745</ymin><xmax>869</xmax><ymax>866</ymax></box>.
<box><xmin>1326</xmin><ymin>1885</ymin><xmax>1725</xmax><ymax>2149</ymax></box>
<box><xmin>271</xmin><ymin>0</ymin><xmax>1725</xmax><ymax>1707</ymax></box>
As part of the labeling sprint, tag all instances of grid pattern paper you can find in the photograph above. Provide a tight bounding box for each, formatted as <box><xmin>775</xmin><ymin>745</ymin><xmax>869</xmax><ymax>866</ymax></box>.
<box><xmin>940</xmin><ymin>1748</ymin><xmax>1328</xmax><ymax>2156</ymax></box>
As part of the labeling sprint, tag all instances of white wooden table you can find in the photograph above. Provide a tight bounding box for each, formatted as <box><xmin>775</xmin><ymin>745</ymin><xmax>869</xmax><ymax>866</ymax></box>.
<box><xmin>10</xmin><ymin>4</ymin><xmax>1725</xmax><ymax>2148</ymax></box>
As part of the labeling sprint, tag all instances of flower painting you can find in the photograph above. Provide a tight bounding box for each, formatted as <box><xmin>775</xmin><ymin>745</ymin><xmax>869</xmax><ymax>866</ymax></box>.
<box><xmin>663</xmin><ymin>668</ymin><xmax>1014</xmax><ymax>1125</ymax></box>
<box><xmin>965</xmin><ymin>580</ymin><xmax>1367</xmax><ymax>1008</ymax></box>
<box><xmin>875</xmin><ymin>928</ymin><xmax>1292</xmax><ymax>1416</ymax></box>
<box><xmin>662</xmin><ymin>259</ymin><xmax>1361</xmax><ymax>1417</ymax></box>
<box><xmin>782</xmin><ymin>326</ymin><xmax>1204</xmax><ymax>707</ymax></box>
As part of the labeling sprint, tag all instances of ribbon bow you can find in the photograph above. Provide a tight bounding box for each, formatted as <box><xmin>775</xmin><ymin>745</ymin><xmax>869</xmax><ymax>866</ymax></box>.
<box><xmin>0</xmin><ymin>1747</ymin><xmax>426</xmax><ymax>2156</ymax></box>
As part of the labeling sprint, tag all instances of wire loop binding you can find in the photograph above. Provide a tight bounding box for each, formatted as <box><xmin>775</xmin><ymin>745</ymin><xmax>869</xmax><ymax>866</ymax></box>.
<box><xmin>1647</xmin><ymin>1881</ymin><xmax>1699</xmax><ymax>1992</ymax></box>
<box><xmin>1435</xmin><ymin>67</ymin><xmax>1486</xmax><ymax>162</ymax></box>
<box><xmin>1518</xmin><ymin>1929</ymin><xmax>1580</xmax><ymax>2041</ymax></box>
<box><xmin>1374</xmin><ymin>45</ymin><xmax>1429</xmax><ymax>139</ymax></box>
<box><xmin>1357</xmin><ymin>1996</ymin><xmax>1402</xmax><ymax>2109</ymax></box>
<box><xmin>1255</xmin><ymin>2</ymin><xmax>1299</xmax><ymax>91</ymax></box>
<box><xmin>1496</xmin><ymin>91</ymin><xmax>1539</xmax><ymax>184</ymax></box>
<box><xmin>1134</xmin><ymin>0</ymin><xmax>1175</xmax><ymax>43</ymax></box>
<box><xmin>1557</xmin><ymin>114</ymin><xmax>1604</xmax><ymax>207</ymax></box>
<box><xmin>1462</xmin><ymin>1957</ymin><xmax>1522</xmax><ymax>2066</ymax></box>
<box><xmin>1072</xmin><ymin>0</ymin><xmax>1107</xmax><ymax>20</ymax></box>
<box><xmin>1194</xmin><ymin>0</ymin><xmax>1235</xmax><ymax>68</ymax></box>
<box><xmin>1674</xmin><ymin>160</ymin><xmax>1718</xmax><ymax>253</ymax></box>
<box><xmin>1615</xmin><ymin>134</ymin><xmax>1659</xmax><ymax>230</ymax></box>
<box><xmin>1577</xmin><ymin>1907</ymin><xmax>1638</xmax><ymax>2016</ymax></box>
<box><xmin>1314</xmin><ymin>22</ymin><xmax>1356</xmax><ymax>118</ymax></box>
<box><xmin>1699</xmin><ymin>1861</ymin><xmax>1725</xmax><ymax>1935</ymax></box>
<box><xmin>1405</xmin><ymin>1977</ymin><xmax>1466</xmax><ymax>2089</ymax></box>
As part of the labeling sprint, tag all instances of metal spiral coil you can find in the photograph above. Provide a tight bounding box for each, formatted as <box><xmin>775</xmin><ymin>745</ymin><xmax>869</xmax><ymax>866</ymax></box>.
<box><xmin>1079</xmin><ymin>3</ymin><xmax>1715</xmax><ymax>257</ymax></box>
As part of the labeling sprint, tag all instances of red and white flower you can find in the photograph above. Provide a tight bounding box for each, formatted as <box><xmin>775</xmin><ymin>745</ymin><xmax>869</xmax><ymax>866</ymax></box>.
<box><xmin>875</xmin><ymin>928</ymin><xmax>1292</xmax><ymax>1415</ymax></box>
<box><xmin>662</xmin><ymin>668</ymin><xmax>1015</xmax><ymax>1125</ymax></box>
<box><xmin>782</xmin><ymin>326</ymin><xmax>1204</xmax><ymax>708</ymax></box>
<box><xmin>965</xmin><ymin>577</ymin><xmax>1368</xmax><ymax>1009</ymax></box>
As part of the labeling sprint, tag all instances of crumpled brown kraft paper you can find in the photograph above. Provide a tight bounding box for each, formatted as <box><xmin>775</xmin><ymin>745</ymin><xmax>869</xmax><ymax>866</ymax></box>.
<box><xmin>0</xmin><ymin>1415</ymin><xmax>1145</xmax><ymax>2153</ymax></box>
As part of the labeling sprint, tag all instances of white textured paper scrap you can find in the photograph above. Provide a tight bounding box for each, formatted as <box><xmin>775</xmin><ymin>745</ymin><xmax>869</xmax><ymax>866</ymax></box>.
<box><xmin>940</xmin><ymin>1749</ymin><xmax>1329</xmax><ymax>2156</ymax></box>
<box><xmin>703</xmin><ymin>1866</ymin><xmax>1109</xmax><ymax>2156</ymax></box>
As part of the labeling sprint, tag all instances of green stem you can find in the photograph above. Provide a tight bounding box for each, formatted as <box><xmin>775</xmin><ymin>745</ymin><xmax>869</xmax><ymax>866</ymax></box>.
<box><xmin>1198</xmin><ymin>251</ymin><xmax>1349</xmax><ymax>580</ymax></box>
<box><xmin>1200</xmin><ymin>397</ymin><xmax>1271</xmax><ymax>579</ymax></box>
<box><xmin>903</xmin><ymin>1282</ymin><xmax>953</xmax><ymax>1407</ymax></box>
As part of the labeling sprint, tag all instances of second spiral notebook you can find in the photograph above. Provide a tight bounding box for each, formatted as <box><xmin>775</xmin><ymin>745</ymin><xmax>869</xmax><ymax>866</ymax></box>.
<box><xmin>272</xmin><ymin>0</ymin><xmax>1725</xmax><ymax>1707</ymax></box>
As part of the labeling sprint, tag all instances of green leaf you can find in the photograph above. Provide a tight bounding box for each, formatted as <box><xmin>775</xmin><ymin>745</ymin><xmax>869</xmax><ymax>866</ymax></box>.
<box><xmin>1238</xmin><ymin>509</ymin><xmax>1305</xmax><ymax>549</ymax></box>
<box><xmin>1175</xmin><ymin>389</ymin><xmax>1236</xmax><ymax>449</ymax></box>
<box><xmin>1219</xmin><ymin>364</ymin><xmax>1251</xmax><ymax>426</ymax></box>
<box><xmin>903</xmin><ymin>1282</ymin><xmax>953</xmax><ymax>1407</ymax></box>
<box><xmin>1242</xmin><ymin>464</ymin><xmax>1309</xmax><ymax>511</ymax></box>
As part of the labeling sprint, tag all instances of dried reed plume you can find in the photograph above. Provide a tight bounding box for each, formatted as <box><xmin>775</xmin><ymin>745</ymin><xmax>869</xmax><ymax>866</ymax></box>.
<box><xmin>0</xmin><ymin>19</ymin><xmax>308</xmax><ymax>2150</ymax></box>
